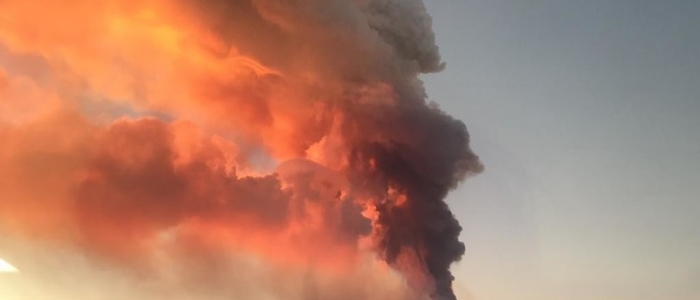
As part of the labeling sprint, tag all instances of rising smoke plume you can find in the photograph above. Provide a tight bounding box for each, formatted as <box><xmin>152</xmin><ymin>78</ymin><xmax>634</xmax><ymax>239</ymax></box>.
<box><xmin>0</xmin><ymin>1</ymin><xmax>482</xmax><ymax>299</ymax></box>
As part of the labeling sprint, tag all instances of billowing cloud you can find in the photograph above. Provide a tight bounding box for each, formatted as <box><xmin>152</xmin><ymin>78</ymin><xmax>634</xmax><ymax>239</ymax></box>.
<box><xmin>0</xmin><ymin>1</ymin><xmax>482</xmax><ymax>299</ymax></box>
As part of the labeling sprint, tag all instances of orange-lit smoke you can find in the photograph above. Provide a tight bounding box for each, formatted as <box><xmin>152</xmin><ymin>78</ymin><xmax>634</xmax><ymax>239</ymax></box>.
<box><xmin>0</xmin><ymin>1</ymin><xmax>482</xmax><ymax>299</ymax></box>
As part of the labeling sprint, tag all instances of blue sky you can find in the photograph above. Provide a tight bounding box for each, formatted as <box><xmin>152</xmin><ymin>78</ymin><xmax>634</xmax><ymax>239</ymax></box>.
<box><xmin>422</xmin><ymin>1</ymin><xmax>700</xmax><ymax>299</ymax></box>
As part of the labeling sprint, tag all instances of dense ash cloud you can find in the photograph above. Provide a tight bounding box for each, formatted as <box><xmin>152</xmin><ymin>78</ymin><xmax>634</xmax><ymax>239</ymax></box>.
<box><xmin>0</xmin><ymin>0</ymin><xmax>482</xmax><ymax>299</ymax></box>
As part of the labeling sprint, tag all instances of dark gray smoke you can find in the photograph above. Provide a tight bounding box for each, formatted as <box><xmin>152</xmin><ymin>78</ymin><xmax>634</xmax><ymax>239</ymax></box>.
<box><xmin>345</xmin><ymin>101</ymin><xmax>482</xmax><ymax>300</ymax></box>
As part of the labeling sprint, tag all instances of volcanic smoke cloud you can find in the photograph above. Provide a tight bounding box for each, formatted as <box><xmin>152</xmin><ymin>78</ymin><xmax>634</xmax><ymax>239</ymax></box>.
<box><xmin>0</xmin><ymin>1</ymin><xmax>482</xmax><ymax>299</ymax></box>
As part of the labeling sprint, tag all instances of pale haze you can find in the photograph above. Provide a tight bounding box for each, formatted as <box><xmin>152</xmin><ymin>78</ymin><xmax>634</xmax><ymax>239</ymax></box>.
<box><xmin>423</xmin><ymin>1</ymin><xmax>700</xmax><ymax>299</ymax></box>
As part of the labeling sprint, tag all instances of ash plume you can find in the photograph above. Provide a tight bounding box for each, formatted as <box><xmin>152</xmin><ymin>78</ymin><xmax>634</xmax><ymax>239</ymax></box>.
<box><xmin>0</xmin><ymin>0</ymin><xmax>482</xmax><ymax>299</ymax></box>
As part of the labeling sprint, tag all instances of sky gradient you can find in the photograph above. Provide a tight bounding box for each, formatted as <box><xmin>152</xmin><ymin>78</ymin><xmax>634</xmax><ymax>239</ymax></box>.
<box><xmin>422</xmin><ymin>1</ymin><xmax>700</xmax><ymax>299</ymax></box>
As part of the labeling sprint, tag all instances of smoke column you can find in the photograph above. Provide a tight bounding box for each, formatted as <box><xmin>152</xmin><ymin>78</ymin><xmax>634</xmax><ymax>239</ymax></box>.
<box><xmin>0</xmin><ymin>1</ymin><xmax>482</xmax><ymax>299</ymax></box>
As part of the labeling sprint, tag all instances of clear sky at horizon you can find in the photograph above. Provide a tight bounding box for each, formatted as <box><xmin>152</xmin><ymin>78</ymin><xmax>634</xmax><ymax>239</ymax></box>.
<box><xmin>422</xmin><ymin>1</ymin><xmax>700</xmax><ymax>299</ymax></box>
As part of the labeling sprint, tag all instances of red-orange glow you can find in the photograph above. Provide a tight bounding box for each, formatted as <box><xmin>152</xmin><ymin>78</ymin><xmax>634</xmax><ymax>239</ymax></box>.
<box><xmin>0</xmin><ymin>1</ymin><xmax>482</xmax><ymax>299</ymax></box>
